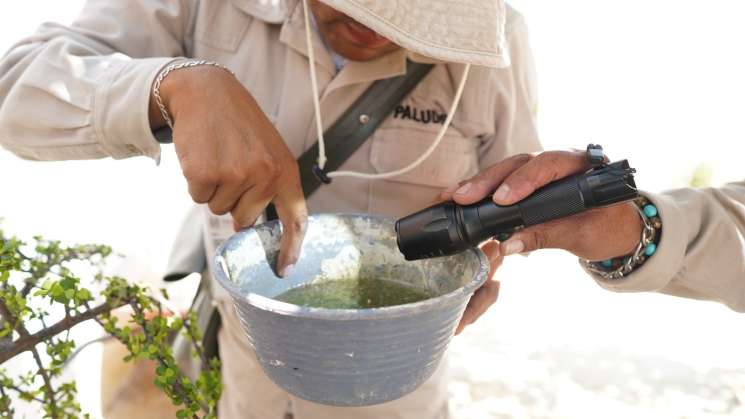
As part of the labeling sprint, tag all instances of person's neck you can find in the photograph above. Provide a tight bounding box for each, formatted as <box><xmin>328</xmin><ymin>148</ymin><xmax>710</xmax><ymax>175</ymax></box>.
<box><xmin>309</xmin><ymin>13</ymin><xmax>347</xmax><ymax>72</ymax></box>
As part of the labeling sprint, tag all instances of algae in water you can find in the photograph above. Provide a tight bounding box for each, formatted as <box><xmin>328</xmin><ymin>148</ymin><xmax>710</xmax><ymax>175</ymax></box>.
<box><xmin>275</xmin><ymin>278</ymin><xmax>431</xmax><ymax>309</ymax></box>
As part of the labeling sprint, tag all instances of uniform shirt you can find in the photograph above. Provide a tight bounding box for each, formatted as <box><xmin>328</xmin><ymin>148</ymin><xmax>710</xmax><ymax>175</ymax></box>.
<box><xmin>0</xmin><ymin>0</ymin><xmax>541</xmax><ymax>283</ymax></box>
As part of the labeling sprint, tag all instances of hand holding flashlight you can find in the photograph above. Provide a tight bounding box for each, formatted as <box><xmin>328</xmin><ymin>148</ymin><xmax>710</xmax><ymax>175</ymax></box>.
<box><xmin>396</xmin><ymin>146</ymin><xmax>644</xmax><ymax>262</ymax></box>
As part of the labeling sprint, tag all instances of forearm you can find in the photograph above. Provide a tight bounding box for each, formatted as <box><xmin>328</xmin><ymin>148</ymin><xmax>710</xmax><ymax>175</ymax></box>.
<box><xmin>147</xmin><ymin>63</ymin><xmax>237</xmax><ymax>132</ymax></box>
<box><xmin>590</xmin><ymin>182</ymin><xmax>745</xmax><ymax>312</ymax></box>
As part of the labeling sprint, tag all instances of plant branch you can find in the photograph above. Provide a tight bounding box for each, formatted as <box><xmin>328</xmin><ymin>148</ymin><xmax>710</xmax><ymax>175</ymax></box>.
<box><xmin>93</xmin><ymin>309</ymin><xmax>203</xmax><ymax>419</ymax></box>
<box><xmin>5</xmin><ymin>382</ymin><xmax>46</xmax><ymax>404</ymax></box>
<box><xmin>185</xmin><ymin>317</ymin><xmax>207</xmax><ymax>368</ymax></box>
<box><xmin>0</xmin><ymin>297</ymin><xmax>60</xmax><ymax>415</ymax></box>
<box><xmin>30</xmin><ymin>346</ymin><xmax>58</xmax><ymax>416</ymax></box>
<box><xmin>1</xmin><ymin>229</ymin><xmax>218</xmax><ymax>418</ymax></box>
<box><xmin>0</xmin><ymin>385</ymin><xmax>13</xmax><ymax>418</ymax></box>
<box><xmin>130</xmin><ymin>303</ymin><xmax>202</xmax><ymax>419</ymax></box>
<box><xmin>0</xmin><ymin>302</ymin><xmax>119</xmax><ymax>364</ymax></box>
<box><xmin>0</xmin><ymin>297</ymin><xmax>27</xmax><ymax>336</ymax></box>
<box><xmin>20</xmin><ymin>281</ymin><xmax>35</xmax><ymax>298</ymax></box>
<box><xmin>15</xmin><ymin>248</ymin><xmax>32</xmax><ymax>261</ymax></box>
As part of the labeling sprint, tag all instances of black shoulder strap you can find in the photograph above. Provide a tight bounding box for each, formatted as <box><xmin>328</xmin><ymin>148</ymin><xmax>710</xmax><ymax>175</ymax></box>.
<box><xmin>264</xmin><ymin>61</ymin><xmax>434</xmax><ymax>221</ymax></box>
<box><xmin>298</xmin><ymin>60</ymin><xmax>434</xmax><ymax>197</ymax></box>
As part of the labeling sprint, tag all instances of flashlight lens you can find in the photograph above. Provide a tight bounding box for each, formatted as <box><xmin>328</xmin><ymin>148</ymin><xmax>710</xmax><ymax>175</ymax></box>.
<box><xmin>395</xmin><ymin>202</ymin><xmax>471</xmax><ymax>260</ymax></box>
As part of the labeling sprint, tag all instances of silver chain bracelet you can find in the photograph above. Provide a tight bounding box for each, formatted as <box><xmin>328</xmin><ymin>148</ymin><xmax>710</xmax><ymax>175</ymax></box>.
<box><xmin>152</xmin><ymin>60</ymin><xmax>235</xmax><ymax>130</ymax></box>
<box><xmin>580</xmin><ymin>197</ymin><xmax>661</xmax><ymax>280</ymax></box>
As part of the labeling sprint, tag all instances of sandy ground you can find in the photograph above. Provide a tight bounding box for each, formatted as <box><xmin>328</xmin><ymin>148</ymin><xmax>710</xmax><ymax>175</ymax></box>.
<box><xmin>449</xmin><ymin>340</ymin><xmax>745</xmax><ymax>419</ymax></box>
<box><xmin>447</xmin><ymin>251</ymin><xmax>745</xmax><ymax>419</ymax></box>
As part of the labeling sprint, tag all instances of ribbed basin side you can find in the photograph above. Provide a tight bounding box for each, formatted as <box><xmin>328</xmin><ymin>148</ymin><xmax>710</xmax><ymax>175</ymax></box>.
<box><xmin>230</xmin><ymin>296</ymin><xmax>468</xmax><ymax>406</ymax></box>
<box><xmin>214</xmin><ymin>214</ymin><xmax>490</xmax><ymax>407</ymax></box>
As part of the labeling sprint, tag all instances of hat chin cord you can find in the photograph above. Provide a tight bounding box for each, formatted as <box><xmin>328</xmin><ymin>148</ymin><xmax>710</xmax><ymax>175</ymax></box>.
<box><xmin>301</xmin><ymin>0</ymin><xmax>471</xmax><ymax>181</ymax></box>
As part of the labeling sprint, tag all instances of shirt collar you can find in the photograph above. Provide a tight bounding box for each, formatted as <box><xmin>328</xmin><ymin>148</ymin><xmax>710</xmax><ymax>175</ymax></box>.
<box><xmin>324</xmin><ymin>50</ymin><xmax>407</xmax><ymax>93</ymax></box>
<box><xmin>279</xmin><ymin>2</ymin><xmax>336</xmax><ymax>76</ymax></box>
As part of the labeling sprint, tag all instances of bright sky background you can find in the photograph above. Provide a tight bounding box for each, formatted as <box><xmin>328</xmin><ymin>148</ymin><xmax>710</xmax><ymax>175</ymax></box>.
<box><xmin>1</xmin><ymin>1</ymin><xmax>744</xmax><ymax>417</ymax></box>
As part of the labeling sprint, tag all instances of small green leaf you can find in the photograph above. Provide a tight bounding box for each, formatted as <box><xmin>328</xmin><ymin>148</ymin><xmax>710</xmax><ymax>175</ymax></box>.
<box><xmin>60</xmin><ymin>277</ymin><xmax>76</xmax><ymax>290</ymax></box>
<box><xmin>51</xmin><ymin>283</ymin><xmax>64</xmax><ymax>298</ymax></box>
<box><xmin>77</xmin><ymin>289</ymin><xmax>91</xmax><ymax>301</ymax></box>
<box><xmin>170</xmin><ymin>318</ymin><xmax>183</xmax><ymax>331</ymax></box>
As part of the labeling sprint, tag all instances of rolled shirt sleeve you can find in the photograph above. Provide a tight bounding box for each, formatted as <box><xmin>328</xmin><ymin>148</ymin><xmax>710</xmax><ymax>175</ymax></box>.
<box><xmin>586</xmin><ymin>181</ymin><xmax>745</xmax><ymax>312</ymax></box>
<box><xmin>0</xmin><ymin>0</ymin><xmax>194</xmax><ymax>161</ymax></box>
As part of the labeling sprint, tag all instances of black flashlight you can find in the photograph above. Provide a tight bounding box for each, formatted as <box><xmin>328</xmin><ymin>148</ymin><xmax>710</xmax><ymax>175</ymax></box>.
<box><xmin>395</xmin><ymin>159</ymin><xmax>638</xmax><ymax>261</ymax></box>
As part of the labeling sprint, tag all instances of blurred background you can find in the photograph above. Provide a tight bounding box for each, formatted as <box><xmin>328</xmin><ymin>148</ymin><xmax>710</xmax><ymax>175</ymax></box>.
<box><xmin>1</xmin><ymin>0</ymin><xmax>744</xmax><ymax>418</ymax></box>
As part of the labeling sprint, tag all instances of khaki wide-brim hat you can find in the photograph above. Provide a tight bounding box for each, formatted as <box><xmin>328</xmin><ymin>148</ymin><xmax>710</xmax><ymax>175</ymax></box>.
<box><xmin>318</xmin><ymin>0</ymin><xmax>510</xmax><ymax>68</ymax></box>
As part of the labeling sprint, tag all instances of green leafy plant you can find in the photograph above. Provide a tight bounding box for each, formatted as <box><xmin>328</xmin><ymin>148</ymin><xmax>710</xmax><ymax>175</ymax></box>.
<box><xmin>0</xmin><ymin>226</ymin><xmax>221</xmax><ymax>418</ymax></box>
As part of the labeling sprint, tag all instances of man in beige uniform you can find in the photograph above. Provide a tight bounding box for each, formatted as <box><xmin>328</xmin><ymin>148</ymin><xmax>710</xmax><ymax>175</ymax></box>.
<box><xmin>0</xmin><ymin>0</ymin><xmax>541</xmax><ymax>417</ymax></box>
<box><xmin>445</xmin><ymin>150</ymin><xmax>745</xmax><ymax>313</ymax></box>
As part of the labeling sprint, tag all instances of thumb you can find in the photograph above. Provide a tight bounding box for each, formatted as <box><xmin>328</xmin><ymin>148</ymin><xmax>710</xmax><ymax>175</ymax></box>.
<box><xmin>499</xmin><ymin>217</ymin><xmax>577</xmax><ymax>256</ymax></box>
<box><xmin>500</xmin><ymin>230</ymin><xmax>543</xmax><ymax>257</ymax></box>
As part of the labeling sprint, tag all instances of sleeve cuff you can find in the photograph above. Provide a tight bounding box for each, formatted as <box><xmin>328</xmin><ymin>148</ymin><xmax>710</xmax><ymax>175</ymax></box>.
<box><xmin>582</xmin><ymin>191</ymin><xmax>689</xmax><ymax>293</ymax></box>
<box><xmin>93</xmin><ymin>57</ymin><xmax>183</xmax><ymax>162</ymax></box>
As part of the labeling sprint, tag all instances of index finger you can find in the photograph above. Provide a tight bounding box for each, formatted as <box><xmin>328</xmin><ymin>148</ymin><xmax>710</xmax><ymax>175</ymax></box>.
<box><xmin>441</xmin><ymin>153</ymin><xmax>534</xmax><ymax>205</ymax></box>
<box><xmin>272</xmin><ymin>172</ymin><xmax>308</xmax><ymax>278</ymax></box>
<box><xmin>493</xmin><ymin>150</ymin><xmax>594</xmax><ymax>206</ymax></box>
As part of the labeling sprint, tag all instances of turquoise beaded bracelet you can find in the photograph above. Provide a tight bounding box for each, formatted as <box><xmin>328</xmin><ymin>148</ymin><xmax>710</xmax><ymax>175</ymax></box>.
<box><xmin>581</xmin><ymin>196</ymin><xmax>662</xmax><ymax>280</ymax></box>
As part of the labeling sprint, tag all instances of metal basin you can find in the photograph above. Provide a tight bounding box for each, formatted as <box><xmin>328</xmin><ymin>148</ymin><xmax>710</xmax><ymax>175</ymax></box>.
<box><xmin>213</xmin><ymin>214</ymin><xmax>488</xmax><ymax>406</ymax></box>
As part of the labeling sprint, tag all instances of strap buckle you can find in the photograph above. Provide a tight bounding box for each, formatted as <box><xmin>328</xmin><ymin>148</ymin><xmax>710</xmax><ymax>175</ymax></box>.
<box><xmin>312</xmin><ymin>164</ymin><xmax>332</xmax><ymax>185</ymax></box>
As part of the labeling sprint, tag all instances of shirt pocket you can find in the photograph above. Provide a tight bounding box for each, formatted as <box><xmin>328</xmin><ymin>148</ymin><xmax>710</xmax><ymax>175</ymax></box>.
<box><xmin>370</xmin><ymin>126</ymin><xmax>480</xmax><ymax>189</ymax></box>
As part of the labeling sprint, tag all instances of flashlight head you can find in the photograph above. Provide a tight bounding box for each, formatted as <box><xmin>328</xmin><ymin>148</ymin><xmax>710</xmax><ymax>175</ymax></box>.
<box><xmin>395</xmin><ymin>202</ymin><xmax>472</xmax><ymax>261</ymax></box>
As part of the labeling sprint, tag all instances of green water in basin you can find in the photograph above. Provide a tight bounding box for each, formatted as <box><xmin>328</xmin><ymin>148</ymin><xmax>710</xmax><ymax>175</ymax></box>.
<box><xmin>275</xmin><ymin>277</ymin><xmax>432</xmax><ymax>309</ymax></box>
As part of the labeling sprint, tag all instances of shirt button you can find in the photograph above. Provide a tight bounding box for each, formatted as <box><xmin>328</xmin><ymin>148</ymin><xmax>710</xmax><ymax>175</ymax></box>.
<box><xmin>359</xmin><ymin>114</ymin><xmax>370</xmax><ymax>124</ymax></box>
